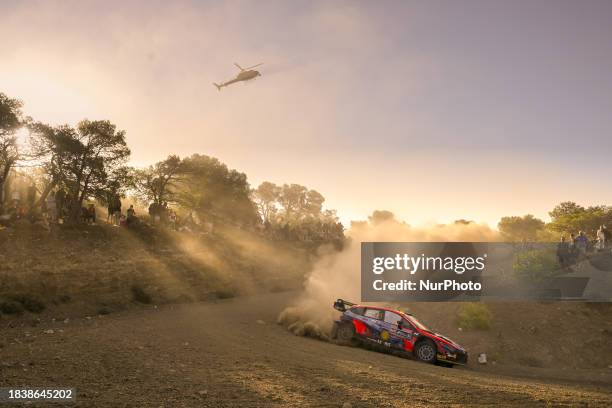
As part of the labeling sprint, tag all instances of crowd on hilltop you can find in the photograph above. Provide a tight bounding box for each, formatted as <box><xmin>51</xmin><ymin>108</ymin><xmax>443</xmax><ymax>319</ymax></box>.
<box><xmin>557</xmin><ymin>225</ymin><xmax>611</xmax><ymax>267</ymax></box>
<box><xmin>0</xmin><ymin>181</ymin><xmax>139</xmax><ymax>229</ymax></box>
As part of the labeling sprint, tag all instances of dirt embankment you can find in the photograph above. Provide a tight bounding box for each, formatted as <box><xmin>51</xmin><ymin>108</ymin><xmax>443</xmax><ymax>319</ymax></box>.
<box><xmin>0</xmin><ymin>223</ymin><xmax>313</xmax><ymax>317</ymax></box>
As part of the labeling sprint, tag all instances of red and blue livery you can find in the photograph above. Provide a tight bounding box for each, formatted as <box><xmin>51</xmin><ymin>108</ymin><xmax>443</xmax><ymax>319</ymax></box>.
<box><xmin>331</xmin><ymin>299</ymin><xmax>467</xmax><ymax>366</ymax></box>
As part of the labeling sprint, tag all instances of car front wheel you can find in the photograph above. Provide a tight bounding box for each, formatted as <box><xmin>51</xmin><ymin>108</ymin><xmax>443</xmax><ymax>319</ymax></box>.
<box><xmin>415</xmin><ymin>340</ymin><xmax>437</xmax><ymax>364</ymax></box>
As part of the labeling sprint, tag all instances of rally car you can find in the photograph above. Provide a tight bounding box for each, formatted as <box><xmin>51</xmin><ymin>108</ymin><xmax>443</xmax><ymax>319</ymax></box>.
<box><xmin>331</xmin><ymin>299</ymin><xmax>467</xmax><ymax>366</ymax></box>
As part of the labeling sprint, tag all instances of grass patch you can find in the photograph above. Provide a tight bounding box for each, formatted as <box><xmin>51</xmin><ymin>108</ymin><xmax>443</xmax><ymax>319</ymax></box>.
<box><xmin>457</xmin><ymin>303</ymin><xmax>492</xmax><ymax>330</ymax></box>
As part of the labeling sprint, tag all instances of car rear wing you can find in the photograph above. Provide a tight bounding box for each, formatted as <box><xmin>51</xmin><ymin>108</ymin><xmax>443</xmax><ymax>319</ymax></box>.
<box><xmin>333</xmin><ymin>299</ymin><xmax>356</xmax><ymax>312</ymax></box>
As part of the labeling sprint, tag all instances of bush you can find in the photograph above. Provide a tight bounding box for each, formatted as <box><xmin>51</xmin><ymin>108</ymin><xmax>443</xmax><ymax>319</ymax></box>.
<box><xmin>214</xmin><ymin>288</ymin><xmax>236</xmax><ymax>299</ymax></box>
<box><xmin>10</xmin><ymin>295</ymin><xmax>46</xmax><ymax>313</ymax></box>
<box><xmin>0</xmin><ymin>300</ymin><xmax>24</xmax><ymax>315</ymax></box>
<box><xmin>457</xmin><ymin>303</ymin><xmax>492</xmax><ymax>330</ymax></box>
<box><xmin>513</xmin><ymin>248</ymin><xmax>560</xmax><ymax>283</ymax></box>
<box><xmin>131</xmin><ymin>285</ymin><xmax>152</xmax><ymax>304</ymax></box>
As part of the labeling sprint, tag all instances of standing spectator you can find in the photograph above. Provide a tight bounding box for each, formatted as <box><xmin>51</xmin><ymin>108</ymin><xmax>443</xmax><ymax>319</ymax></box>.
<box><xmin>55</xmin><ymin>189</ymin><xmax>66</xmax><ymax>221</ymax></box>
<box><xmin>87</xmin><ymin>204</ymin><xmax>96</xmax><ymax>224</ymax></box>
<box><xmin>26</xmin><ymin>184</ymin><xmax>37</xmax><ymax>212</ymax></box>
<box><xmin>596</xmin><ymin>225</ymin><xmax>606</xmax><ymax>250</ymax></box>
<box><xmin>575</xmin><ymin>231</ymin><xmax>588</xmax><ymax>254</ymax></box>
<box><xmin>11</xmin><ymin>188</ymin><xmax>20</xmax><ymax>208</ymax></box>
<box><xmin>127</xmin><ymin>205</ymin><xmax>136</xmax><ymax>226</ymax></box>
<box><xmin>107</xmin><ymin>200</ymin><xmax>114</xmax><ymax>223</ymax></box>
<box><xmin>45</xmin><ymin>192</ymin><xmax>57</xmax><ymax>222</ymax></box>
<box><xmin>557</xmin><ymin>236</ymin><xmax>570</xmax><ymax>268</ymax></box>
<box><xmin>169</xmin><ymin>210</ymin><xmax>177</xmax><ymax>230</ymax></box>
<box><xmin>113</xmin><ymin>195</ymin><xmax>122</xmax><ymax>226</ymax></box>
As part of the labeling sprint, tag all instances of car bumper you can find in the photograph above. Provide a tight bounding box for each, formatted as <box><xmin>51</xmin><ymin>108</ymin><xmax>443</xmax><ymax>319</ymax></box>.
<box><xmin>437</xmin><ymin>351</ymin><xmax>468</xmax><ymax>365</ymax></box>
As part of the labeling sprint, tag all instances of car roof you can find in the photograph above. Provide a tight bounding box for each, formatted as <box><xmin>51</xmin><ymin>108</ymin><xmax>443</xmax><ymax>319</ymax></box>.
<box><xmin>350</xmin><ymin>304</ymin><xmax>411</xmax><ymax>317</ymax></box>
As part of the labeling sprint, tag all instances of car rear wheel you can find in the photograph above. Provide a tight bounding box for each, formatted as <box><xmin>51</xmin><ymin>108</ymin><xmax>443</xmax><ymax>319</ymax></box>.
<box><xmin>415</xmin><ymin>340</ymin><xmax>437</xmax><ymax>364</ymax></box>
<box><xmin>335</xmin><ymin>322</ymin><xmax>355</xmax><ymax>345</ymax></box>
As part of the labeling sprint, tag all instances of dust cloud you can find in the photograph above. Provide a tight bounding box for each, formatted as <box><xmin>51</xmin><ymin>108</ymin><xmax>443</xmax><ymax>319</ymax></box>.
<box><xmin>277</xmin><ymin>211</ymin><xmax>499</xmax><ymax>338</ymax></box>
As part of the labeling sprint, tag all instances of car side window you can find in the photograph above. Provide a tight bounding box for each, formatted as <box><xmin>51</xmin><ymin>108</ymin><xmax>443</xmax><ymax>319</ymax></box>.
<box><xmin>384</xmin><ymin>311</ymin><xmax>402</xmax><ymax>325</ymax></box>
<box><xmin>364</xmin><ymin>308</ymin><xmax>383</xmax><ymax>320</ymax></box>
<box><xmin>400</xmin><ymin>319</ymin><xmax>414</xmax><ymax>331</ymax></box>
<box><xmin>350</xmin><ymin>307</ymin><xmax>365</xmax><ymax>316</ymax></box>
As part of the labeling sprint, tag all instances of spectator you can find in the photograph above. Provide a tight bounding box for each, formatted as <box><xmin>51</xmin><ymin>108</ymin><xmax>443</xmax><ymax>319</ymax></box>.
<box><xmin>113</xmin><ymin>195</ymin><xmax>122</xmax><ymax>226</ymax></box>
<box><xmin>127</xmin><ymin>205</ymin><xmax>136</xmax><ymax>226</ymax></box>
<box><xmin>88</xmin><ymin>204</ymin><xmax>96</xmax><ymax>224</ymax></box>
<box><xmin>575</xmin><ymin>231</ymin><xmax>588</xmax><ymax>254</ymax></box>
<box><xmin>557</xmin><ymin>236</ymin><xmax>570</xmax><ymax>268</ymax></box>
<box><xmin>45</xmin><ymin>192</ymin><xmax>57</xmax><ymax>222</ymax></box>
<box><xmin>55</xmin><ymin>189</ymin><xmax>66</xmax><ymax>220</ymax></box>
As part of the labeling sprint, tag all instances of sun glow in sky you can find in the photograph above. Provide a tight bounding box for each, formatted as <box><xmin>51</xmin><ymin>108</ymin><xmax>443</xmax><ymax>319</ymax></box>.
<box><xmin>2</xmin><ymin>0</ymin><xmax>612</xmax><ymax>227</ymax></box>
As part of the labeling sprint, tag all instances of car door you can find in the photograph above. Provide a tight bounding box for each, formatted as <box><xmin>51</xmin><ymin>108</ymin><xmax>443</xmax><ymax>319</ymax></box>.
<box><xmin>382</xmin><ymin>311</ymin><xmax>406</xmax><ymax>350</ymax></box>
<box><xmin>362</xmin><ymin>308</ymin><xmax>385</xmax><ymax>340</ymax></box>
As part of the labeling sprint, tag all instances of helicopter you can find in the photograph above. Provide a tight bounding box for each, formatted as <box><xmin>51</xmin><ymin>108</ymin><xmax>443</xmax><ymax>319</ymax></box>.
<box><xmin>213</xmin><ymin>63</ymin><xmax>263</xmax><ymax>90</ymax></box>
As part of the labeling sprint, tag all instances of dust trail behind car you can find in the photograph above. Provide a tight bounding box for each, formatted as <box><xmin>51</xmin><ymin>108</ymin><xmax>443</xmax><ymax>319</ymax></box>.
<box><xmin>278</xmin><ymin>211</ymin><xmax>499</xmax><ymax>338</ymax></box>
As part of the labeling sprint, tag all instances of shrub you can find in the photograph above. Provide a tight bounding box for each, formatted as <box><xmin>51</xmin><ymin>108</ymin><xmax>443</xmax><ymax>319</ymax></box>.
<box><xmin>0</xmin><ymin>300</ymin><xmax>24</xmax><ymax>315</ymax></box>
<box><xmin>214</xmin><ymin>288</ymin><xmax>236</xmax><ymax>299</ymax></box>
<box><xmin>457</xmin><ymin>303</ymin><xmax>492</xmax><ymax>330</ymax></box>
<box><xmin>131</xmin><ymin>285</ymin><xmax>152</xmax><ymax>304</ymax></box>
<box><xmin>10</xmin><ymin>295</ymin><xmax>46</xmax><ymax>313</ymax></box>
<box><xmin>513</xmin><ymin>248</ymin><xmax>560</xmax><ymax>283</ymax></box>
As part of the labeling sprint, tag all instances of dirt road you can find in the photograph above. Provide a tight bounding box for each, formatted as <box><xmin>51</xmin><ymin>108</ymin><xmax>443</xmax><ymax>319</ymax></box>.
<box><xmin>1</xmin><ymin>292</ymin><xmax>612</xmax><ymax>407</ymax></box>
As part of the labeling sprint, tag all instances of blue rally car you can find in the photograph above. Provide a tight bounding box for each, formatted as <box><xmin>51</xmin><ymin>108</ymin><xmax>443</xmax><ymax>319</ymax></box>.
<box><xmin>330</xmin><ymin>299</ymin><xmax>467</xmax><ymax>366</ymax></box>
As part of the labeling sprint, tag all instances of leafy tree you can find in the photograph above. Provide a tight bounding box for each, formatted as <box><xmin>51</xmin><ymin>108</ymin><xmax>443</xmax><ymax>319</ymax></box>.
<box><xmin>549</xmin><ymin>201</ymin><xmax>585</xmax><ymax>220</ymax></box>
<box><xmin>0</xmin><ymin>92</ymin><xmax>23</xmax><ymax>211</ymax></box>
<box><xmin>368</xmin><ymin>210</ymin><xmax>396</xmax><ymax>225</ymax></box>
<box><xmin>66</xmin><ymin>120</ymin><xmax>130</xmax><ymax>222</ymax></box>
<box><xmin>498</xmin><ymin>214</ymin><xmax>545</xmax><ymax>241</ymax></box>
<box><xmin>134</xmin><ymin>155</ymin><xmax>183</xmax><ymax>205</ymax></box>
<box><xmin>99</xmin><ymin>165</ymin><xmax>134</xmax><ymax>206</ymax></box>
<box><xmin>275</xmin><ymin>184</ymin><xmax>328</xmax><ymax>223</ymax></box>
<box><xmin>277</xmin><ymin>184</ymin><xmax>308</xmax><ymax>221</ymax></box>
<box><xmin>27</xmin><ymin>122</ymin><xmax>81</xmax><ymax>208</ymax></box>
<box><xmin>548</xmin><ymin>202</ymin><xmax>611</xmax><ymax>235</ymax></box>
<box><xmin>29</xmin><ymin>120</ymin><xmax>129</xmax><ymax>222</ymax></box>
<box><xmin>174</xmin><ymin>154</ymin><xmax>257</xmax><ymax>225</ymax></box>
<box><xmin>252</xmin><ymin>181</ymin><xmax>280</xmax><ymax>222</ymax></box>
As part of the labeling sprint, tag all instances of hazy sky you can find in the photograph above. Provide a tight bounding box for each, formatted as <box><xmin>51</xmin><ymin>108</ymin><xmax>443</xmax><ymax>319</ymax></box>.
<box><xmin>2</xmin><ymin>0</ymin><xmax>612</xmax><ymax>226</ymax></box>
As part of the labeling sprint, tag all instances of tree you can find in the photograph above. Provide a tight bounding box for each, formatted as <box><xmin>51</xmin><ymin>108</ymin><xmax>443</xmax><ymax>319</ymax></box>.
<box><xmin>498</xmin><ymin>214</ymin><xmax>545</xmax><ymax>241</ymax></box>
<box><xmin>369</xmin><ymin>210</ymin><xmax>396</xmax><ymax>225</ymax></box>
<box><xmin>134</xmin><ymin>155</ymin><xmax>183</xmax><ymax>205</ymax></box>
<box><xmin>66</xmin><ymin>120</ymin><xmax>130</xmax><ymax>222</ymax></box>
<box><xmin>549</xmin><ymin>201</ymin><xmax>585</xmax><ymax>220</ymax></box>
<box><xmin>27</xmin><ymin>122</ymin><xmax>81</xmax><ymax>208</ymax></box>
<box><xmin>99</xmin><ymin>165</ymin><xmax>134</xmax><ymax>206</ymax></box>
<box><xmin>0</xmin><ymin>92</ymin><xmax>23</xmax><ymax>212</ymax></box>
<box><xmin>174</xmin><ymin>154</ymin><xmax>258</xmax><ymax>225</ymax></box>
<box><xmin>548</xmin><ymin>202</ymin><xmax>611</xmax><ymax>235</ymax></box>
<box><xmin>275</xmin><ymin>184</ymin><xmax>328</xmax><ymax>223</ymax></box>
<box><xmin>29</xmin><ymin>120</ymin><xmax>130</xmax><ymax>222</ymax></box>
<box><xmin>277</xmin><ymin>184</ymin><xmax>308</xmax><ymax>221</ymax></box>
<box><xmin>252</xmin><ymin>181</ymin><xmax>280</xmax><ymax>223</ymax></box>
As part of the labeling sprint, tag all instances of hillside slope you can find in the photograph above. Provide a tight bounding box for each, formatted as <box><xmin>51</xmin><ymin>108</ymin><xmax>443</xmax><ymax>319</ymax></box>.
<box><xmin>0</xmin><ymin>222</ymin><xmax>313</xmax><ymax>316</ymax></box>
